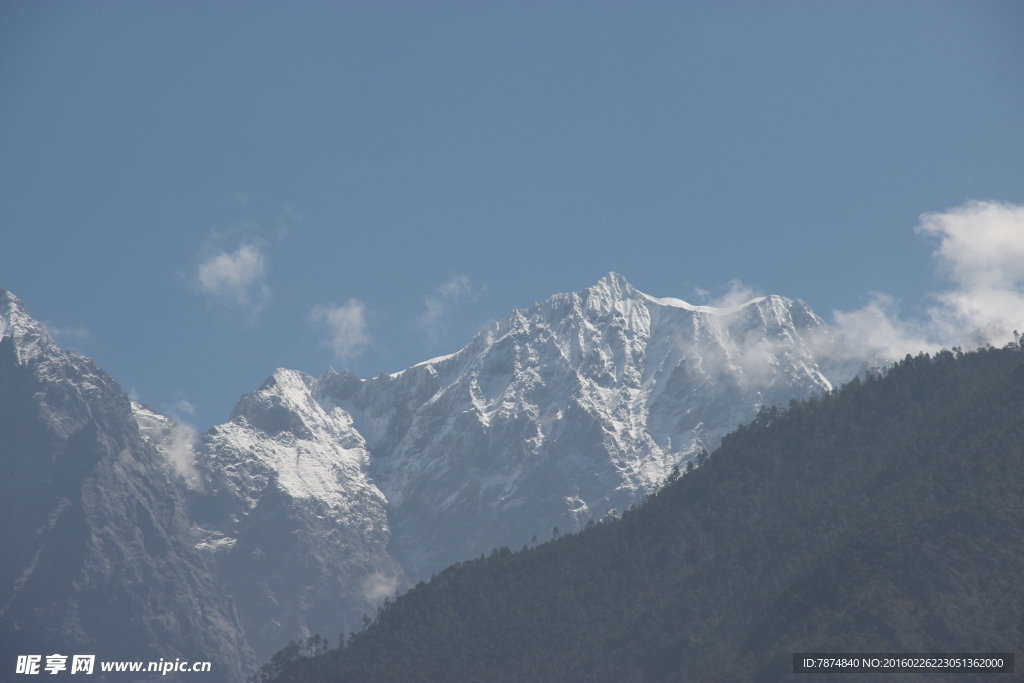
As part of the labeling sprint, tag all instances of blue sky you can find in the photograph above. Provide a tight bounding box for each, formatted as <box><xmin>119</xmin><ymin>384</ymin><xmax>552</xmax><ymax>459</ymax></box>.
<box><xmin>2</xmin><ymin>1</ymin><xmax>1023</xmax><ymax>430</ymax></box>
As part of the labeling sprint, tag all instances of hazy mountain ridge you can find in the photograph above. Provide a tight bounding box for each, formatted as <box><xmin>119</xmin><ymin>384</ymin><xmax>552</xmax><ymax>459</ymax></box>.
<box><xmin>0</xmin><ymin>289</ymin><xmax>255</xmax><ymax>681</ymax></box>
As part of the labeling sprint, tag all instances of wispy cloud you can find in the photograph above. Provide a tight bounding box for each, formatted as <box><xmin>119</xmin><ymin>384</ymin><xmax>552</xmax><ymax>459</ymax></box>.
<box><xmin>229</xmin><ymin>191</ymin><xmax>249</xmax><ymax>206</ymax></box>
<box><xmin>832</xmin><ymin>293</ymin><xmax>934</xmax><ymax>361</ymax></box>
<box><xmin>418</xmin><ymin>274</ymin><xmax>481</xmax><ymax>344</ymax></box>
<box><xmin>163</xmin><ymin>399</ymin><xmax>202</xmax><ymax>488</ymax></box>
<box><xmin>709</xmin><ymin>280</ymin><xmax>763</xmax><ymax>309</ymax></box>
<box><xmin>309</xmin><ymin>299</ymin><xmax>371</xmax><ymax>361</ymax></box>
<box><xmin>277</xmin><ymin>203</ymin><xmax>303</xmax><ymax>241</ymax></box>
<box><xmin>134</xmin><ymin>400</ymin><xmax>202</xmax><ymax>490</ymax></box>
<box><xmin>163</xmin><ymin>425</ymin><xmax>200</xmax><ymax>487</ymax></box>
<box><xmin>692</xmin><ymin>280</ymin><xmax>764</xmax><ymax>308</ymax></box>
<box><xmin>195</xmin><ymin>241</ymin><xmax>270</xmax><ymax>314</ymax></box>
<box><xmin>833</xmin><ymin>200</ymin><xmax>1024</xmax><ymax>360</ymax></box>
<box><xmin>361</xmin><ymin>572</ymin><xmax>400</xmax><ymax>603</ymax></box>
<box><xmin>44</xmin><ymin>323</ymin><xmax>91</xmax><ymax>342</ymax></box>
<box><xmin>172</xmin><ymin>398</ymin><xmax>197</xmax><ymax>417</ymax></box>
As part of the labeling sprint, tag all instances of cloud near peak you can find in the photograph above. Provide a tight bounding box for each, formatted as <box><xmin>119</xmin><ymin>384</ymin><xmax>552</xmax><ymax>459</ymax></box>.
<box><xmin>309</xmin><ymin>299</ymin><xmax>371</xmax><ymax>361</ymax></box>
<box><xmin>418</xmin><ymin>274</ymin><xmax>481</xmax><ymax>345</ymax></box>
<box><xmin>834</xmin><ymin>200</ymin><xmax>1024</xmax><ymax>360</ymax></box>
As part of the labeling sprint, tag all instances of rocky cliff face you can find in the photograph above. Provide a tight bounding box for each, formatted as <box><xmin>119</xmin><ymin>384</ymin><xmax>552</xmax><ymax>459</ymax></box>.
<box><xmin>0</xmin><ymin>289</ymin><xmax>256</xmax><ymax>681</ymax></box>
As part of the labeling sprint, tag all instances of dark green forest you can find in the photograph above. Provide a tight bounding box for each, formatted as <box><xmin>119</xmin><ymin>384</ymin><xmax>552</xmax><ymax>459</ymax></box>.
<box><xmin>258</xmin><ymin>344</ymin><xmax>1024</xmax><ymax>682</ymax></box>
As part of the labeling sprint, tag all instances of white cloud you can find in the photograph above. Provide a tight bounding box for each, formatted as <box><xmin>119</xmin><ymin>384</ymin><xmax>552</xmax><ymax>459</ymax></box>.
<box><xmin>309</xmin><ymin>299</ymin><xmax>370</xmax><ymax>361</ymax></box>
<box><xmin>833</xmin><ymin>200</ymin><xmax>1024</xmax><ymax>360</ymax></box>
<box><xmin>162</xmin><ymin>420</ymin><xmax>200</xmax><ymax>487</ymax></box>
<box><xmin>230</xmin><ymin>191</ymin><xmax>249</xmax><ymax>206</ymax></box>
<box><xmin>918</xmin><ymin>200</ymin><xmax>1024</xmax><ymax>345</ymax></box>
<box><xmin>832</xmin><ymin>292</ymin><xmax>938</xmax><ymax>361</ymax></box>
<box><xmin>418</xmin><ymin>274</ymin><xmax>480</xmax><ymax>344</ymax></box>
<box><xmin>195</xmin><ymin>241</ymin><xmax>270</xmax><ymax>313</ymax></box>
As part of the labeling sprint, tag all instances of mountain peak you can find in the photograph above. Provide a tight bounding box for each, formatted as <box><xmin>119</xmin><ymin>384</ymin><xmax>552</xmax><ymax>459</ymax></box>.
<box><xmin>256</xmin><ymin>367</ymin><xmax>315</xmax><ymax>393</ymax></box>
<box><xmin>315</xmin><ymin>366</ymin><xmax>362</xmax><ymax>401</ymax></box>
<box><xmin>639</xmin><ymin>289</ymin><xmax>767</xmax><ymax>316</ymax></box>
<box><xmin>584</xmin><ymin>275</ymin><xmax>771</xmax><ymax>316</ymax></box>
<box><xmin>230</xmin><ymin>368</ymin><xmax>318</xmax><ymax>438</ymax></box>
<box><xmin>0</xmin><ymin>288</ymin><xmax>56</xmax><ymax>364</ymax></box>
<box><xmin>589</xmin><ymin>272</ymin><xmax>637</xmax><ymax>300</ymax></box>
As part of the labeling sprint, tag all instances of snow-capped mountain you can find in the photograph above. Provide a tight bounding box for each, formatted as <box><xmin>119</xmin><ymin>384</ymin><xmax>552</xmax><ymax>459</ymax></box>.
<box><xmin>0</xmin><ymin>290</ymin><xmax>255</xmax><ymax>680</ymax></box>
<box><xmin>324</xmin><ymin>273</ymin><xmax>858</xmax><ymax>577</ymax></box>
<box><xmin>1</xmin><ymin>275</ymin><xmax>866</xmax><ymax>676</ymax></box>
<box><xmin>175</xmin><ymin>369</ymin><xmax>406</xmax><ymax>662</ymax></box>
<box><xmin>167</xmin><ymin>273</ymin><xmax>863</xmax><ymax>662</ymax></box>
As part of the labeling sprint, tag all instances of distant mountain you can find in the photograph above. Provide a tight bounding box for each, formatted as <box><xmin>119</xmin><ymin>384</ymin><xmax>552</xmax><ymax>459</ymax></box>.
<box><xmin>266</xmin><ymin>344</ymin><xmax>1024</xmax><ymax>683</ymax></box>
<box><xmin>169</xmin><ymin>273</ymin><xmax>865</xmax><ymax>663</ymax></box>
<box><xmin>0</xmin><ymin>275</ymin><xmax>870</xmax><ymax>677</ymax></box>
<box><xmin>0</xmin><ymin>290</ymin><xmax>255</xmax><ymax>681</ymax></box>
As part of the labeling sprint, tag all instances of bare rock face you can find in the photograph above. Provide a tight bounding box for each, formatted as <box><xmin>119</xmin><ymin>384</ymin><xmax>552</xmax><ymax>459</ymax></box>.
<box><xmin>0</xmin><ymin>290</ymin><xmax>256</xmax><ymax>681</ymax></box>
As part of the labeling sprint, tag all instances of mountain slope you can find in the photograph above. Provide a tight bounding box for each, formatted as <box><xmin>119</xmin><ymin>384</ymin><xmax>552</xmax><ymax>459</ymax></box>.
<box><xmin>0</xmin><ymin>290</ymin><xmax>256</xmax><ymax>680</ymax></box>
<box><xmin>1</xmin><ymin>275</ymin><xmax>866</xmax><ymax>678</ymax></box>
<box><xmin>267</xmin><ymin>272</ymin><xmax>859</xmax><ymax>580</ymax></box>
<box><xmin>179</xmin><ymin>368</ymin><xmax>407</xmax><ymax>663</ymax></box>
<box><xmin>171</xmin><ymin>273</ymin><xmax>862</xmax><ymax>664</ymax></box>
<box><xmin>268</xmin><ymin>344</ymin><xmax>1024</xmax><ymax>683</ymax></box>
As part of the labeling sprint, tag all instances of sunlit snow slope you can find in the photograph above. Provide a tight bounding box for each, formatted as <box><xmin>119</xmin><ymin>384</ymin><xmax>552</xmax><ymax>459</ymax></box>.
<box><xmin>167</xmin><ymin>369</ymin><xmax>406</xmax><ymax>662</ymax></box>
<box><xmin>155</xmin><ymin>273</ymin><xmax>864</xmax><ymax>664</ymax></box>
<box><xmin>328</xmin><ymin>273</ymin><xmax>860</xmax><ymax>576</ymax></box>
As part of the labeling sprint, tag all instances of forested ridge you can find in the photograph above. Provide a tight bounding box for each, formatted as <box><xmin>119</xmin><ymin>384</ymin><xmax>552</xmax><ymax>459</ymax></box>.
<box><xmin>259</xmin><ymin>344</ymin><xmax>1024</xmax><ymax>682</ymax></box>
